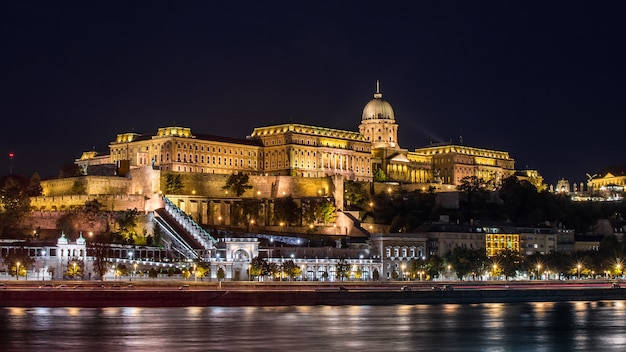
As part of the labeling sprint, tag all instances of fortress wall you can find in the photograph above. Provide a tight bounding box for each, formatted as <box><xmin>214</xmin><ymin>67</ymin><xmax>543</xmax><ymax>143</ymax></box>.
<box><xmin>129</xmin><ymin>167</ymin><xmax>161</xmax><ymax>195</ymax></box>
<box><xmin>19</xmin><ymin>211</ymin><xmax>153</xmax><ymax>240</ymax></box>
<box><xmin>41</xmin><ymin>176</ymin><xmax>131</xmax><ymax>196</ymax></box>
<box><xmin>30</xmin><ymin>194</ymin><xmax>146</xmax><ymax>212</ymax></box>
<box><xmin>161</xmin><ymin>172</ymin><xmax>336</xmax><ymax>199</ymax></box>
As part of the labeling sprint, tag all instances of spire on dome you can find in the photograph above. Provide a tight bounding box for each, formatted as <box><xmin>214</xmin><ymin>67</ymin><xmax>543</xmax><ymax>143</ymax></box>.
<box><xmin>374</xmin><ymin>80</ymin><xmax>382</xmax><ymax>99</ymax></box>
<box><xmin>76</xmin><ymin>231</ymin><xmax>86</xmax><ymax>245</ymax></box>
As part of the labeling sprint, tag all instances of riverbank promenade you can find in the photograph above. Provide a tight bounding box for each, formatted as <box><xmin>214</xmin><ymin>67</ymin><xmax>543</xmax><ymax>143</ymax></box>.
<box><xmin>1</xmin><ymin>280</ymin><xmax>625</xmax><ymax>307</ymax></box>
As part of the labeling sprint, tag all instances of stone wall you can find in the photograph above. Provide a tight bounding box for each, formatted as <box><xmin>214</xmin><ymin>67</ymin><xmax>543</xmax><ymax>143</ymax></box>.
<box><xmin>161</xmin><ymin>171</ymin><xmax>336</xmax><ymax>199</ymax></box>
<box><xmin>19</xmin><ymin>211</ymin><xmax>153</xmax><ymax>240</ymax></box>
<box><xmin>41</xmin><ymin>176</ymin><xmax>131</xmax><ymax>196</ymax></box>
<box><xmin>30</xmin><ymin>194</ymin><xmax>147</xmax><ymax>212</ymax></box>
<box><xmin>129</xmin><ymin>167</ymin><xmax>161</xmax><ymax>196</ymax></box>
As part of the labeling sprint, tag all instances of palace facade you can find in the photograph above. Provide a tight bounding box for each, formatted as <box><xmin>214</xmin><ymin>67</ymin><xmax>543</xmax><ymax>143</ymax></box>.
<box><xmin>77</xmin><ymin>83</ymin><xmax>515</xmax><ymax>187</ymax></box>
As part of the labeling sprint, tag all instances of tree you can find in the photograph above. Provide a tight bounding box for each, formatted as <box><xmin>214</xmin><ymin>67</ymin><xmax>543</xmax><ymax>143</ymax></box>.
<box><xmin>148</xmin><ymin>268</ymin><xmax>159</xmax><ymax>280</ymax></box>
<box><xmin>336</xmin><ymin>259</ymin><xmax>351</xmax><ymax>281</ymax></box>
<box><xmin>193</xmin><ymin>261</ymin><xmax>210</xmax><ymax>280</ymax></box>
<box><xmin>267</xmin><ymin>262</ymin><xmax>280</xmax><ymax>280</ymax></box>
<box><xmin>116</xmin><ymin>208</ymin><xmax>139</xmax><ymax>244</ymax></box>
<box><xmin>217</xmin><ymin>267</ymin><xmax>226</xmax><ymax>281</ymax></box>
<box><xmin>499</xmin><ymin>176</ymin><xmax>543</xmax><ymax>225</ymax></box>
<box><xmin>373</xmin><ymin>168</ymin><xmax>387</xmax><ymax>182</ymax></box>
<box><xmin>4</xmin><ymin>247</ymin><xmax>33</xmax><ymax>280</ymax></box>
<box><xmin>241</xmin><ymin>199</ymin><xmax>261</xmax><ymax>231</ymax></box>
<box><xmin>492</xmin><ymin>248</ymin><xmax>523</xmax><ymax>280</ymax></box>
<box><xmin>372</xmin><ymin>268</ymin><xmax>380</xmax><ymax>281</ymax></box>
<box><xmin>281</xmin><ymin>260</ymin><xmax>302</xmax><ymax>280</ymax></box>
<box><xmin>316</xmin><ymin>199</ymin><xmax>336</xmax><ymax>224</ymax></box>
<box><xmin>182</xmin><ymin>268</ymin><xmax>191</xmax><ymax>280</ymax></box>
<box><xmin>223</xmin><ymin>172</ymin><xmax>252</xmax><ymax>197</ymax></box>
<box><xmin>344</xmin><ymin>181</ymin><xmax>368</xmax><ymax>208</ymax></box>
<box><xmin>116</xmin><ymin>264</ymin><xmax>129</xmax><ymax>279</ymax></box>
<box><xmin>70</xmin><ymin>178</ymin><xmax>87</xmax><ymax>195</ymax></box>
<box><xmin>250</xmin><ymin>256</ymin><xmax>266</xmax><ymax>279</ymax></box>
<box><xmin>66</xmin><ymin>259</ymin><xmax>84</xmax><ymax>279</ymax></box>
<box><xmin>409</xmin><ymin>255</ymin><xmax>444</xmax><ymax>280</ymax></box>
<box><xmin>446</xmin><ymin>247</ymin><xmax>487</xmax><ymax>280</ymax></box>
<box><xmin>27</xmin><ymin>172</ymin><xmax>43</xmax><ymax>197</ymax></box>
<box><xmin>164</xmin><ymin>173</ymin><xmax>184</xmax><ymax>194</ymax></box>
<box><xmin>302</xmin><ymin>200</ymin><xmax>317</xmax><ymax>225</ymax></box>
<box><xmin>0</xmin><ymin>176</ymin><xmax>31</xmax><ymax>235</ymax></box>
<box><xmin>302</xmin><ymin>198</ymin><xmax>337</xmax><ymax>225</ymax></box>
<box><xmin>273</xmin><ymin>196</ymin><xmax>300</xmax><ymax>226</ymax></box>
<box><xmin>457</xmin><ymin>176</ymin><xmax>489</xmax><ymax>210</ymax></box>
<box><xmin>321</xmin><ymin>271</ymin><xmax>329</xmax><ymax>281</ymax></box>
<box><xmin>84</xmin><ymin>199</ymin><xmax>102</xmax><ymax>213</ymax></box>
<box><xmin>89</xmin><ymin>231</ymin><xmax>113</xmax><ymax>281</ymax></box>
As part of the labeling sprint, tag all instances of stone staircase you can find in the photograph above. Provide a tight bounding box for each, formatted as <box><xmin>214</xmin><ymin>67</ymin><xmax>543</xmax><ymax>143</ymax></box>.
<box><xmin>154</xmin><ymin>196</ymin><xmax>216</xmax><ymax>260</ymax></box>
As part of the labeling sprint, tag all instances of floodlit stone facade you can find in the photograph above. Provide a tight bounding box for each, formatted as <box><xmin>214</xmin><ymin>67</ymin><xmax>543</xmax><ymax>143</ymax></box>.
<box><xmin>75</xmin><ymin>83</ymin><xmax>515</xmax><ymax>187</ymax></box>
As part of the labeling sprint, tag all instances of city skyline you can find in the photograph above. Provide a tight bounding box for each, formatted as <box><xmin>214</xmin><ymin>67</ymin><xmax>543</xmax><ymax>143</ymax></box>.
<box><xmin>2</xmin><ymin>1</ymin><xmax>625</xmax><ymax>185</ymax></box>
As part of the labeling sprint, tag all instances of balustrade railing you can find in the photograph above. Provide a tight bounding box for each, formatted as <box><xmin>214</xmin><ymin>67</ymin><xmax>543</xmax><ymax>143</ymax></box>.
<box><xmin>162</xmin><ymin>196</ymin><xmax>216</xmax><ymax>251</ymax></box>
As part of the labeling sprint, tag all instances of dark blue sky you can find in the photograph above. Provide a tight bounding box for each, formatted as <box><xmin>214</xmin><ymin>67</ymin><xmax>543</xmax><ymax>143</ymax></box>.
<box><xmin>2</xmin><ymin>1</ymin><xmax>625</xmax><ymax>185</ymax></box>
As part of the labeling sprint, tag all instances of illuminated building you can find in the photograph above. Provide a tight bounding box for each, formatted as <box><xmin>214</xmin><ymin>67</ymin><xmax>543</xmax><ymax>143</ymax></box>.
<box><xmin>249</xmin><ymin>123</ymin><xmax>372</xmax><ymax>181</ymax></box>
<box><xmin>410</xmin><ymin>143</ymin><xmax>515</xmax><ymax>186</ymax></box>
<box><xmin>485</xmin><ymin>233</ymin><xmax>520</xmax><ymax>256</ymax></box>
<box><xmin>515</xmin><ymin>169</ymin><xmax>546</xmax><ymax>191</ymax></box>
<box><xmin>77</xmin><ymin>83</ymin><xmax>516</xmax><ymax>186</ymax></box>
<box><xmin>369</xmin><ymin>233</ymin><xmax>429</xmax><ymax>280</ymax></box>
<box><xmin>588</xmin><ymin>165</ymin><xmax>626</xmax><ymax>191</ymax></box>
<box><xmin>109</xmin><ymin>127</ymin><xmax>263</xmax><ymax>175</ymax></box>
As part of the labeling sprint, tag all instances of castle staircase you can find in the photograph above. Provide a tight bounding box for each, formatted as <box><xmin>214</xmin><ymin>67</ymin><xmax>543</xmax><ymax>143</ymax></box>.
<box><xmin>154</xmin><ymin>196</ymin><xmax>217</xmax><ymax>260</ymax></box>
<box><xmin>339</xmin><ymin>210</ymin><xmax>372</xmax><ymax>237</ymax></box>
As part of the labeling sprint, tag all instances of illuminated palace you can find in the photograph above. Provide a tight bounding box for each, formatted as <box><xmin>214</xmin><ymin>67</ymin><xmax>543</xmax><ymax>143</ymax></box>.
<box><xmin>78</xmin><ymin>83</ymin><xmax>515</xmax><ymax>186</ymax></box>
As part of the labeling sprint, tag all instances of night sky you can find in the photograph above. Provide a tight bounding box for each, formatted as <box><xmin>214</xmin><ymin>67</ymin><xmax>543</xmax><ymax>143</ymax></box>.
<box><xmin>2</xmin><ymin>1</ymin><xmax>625</xmax><ymax>186</ymax></box>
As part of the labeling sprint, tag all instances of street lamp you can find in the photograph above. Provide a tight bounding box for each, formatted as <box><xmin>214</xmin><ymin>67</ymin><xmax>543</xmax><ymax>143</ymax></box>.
<box><xmin>16</xmin><ymin>262</ymin><xmax>20</xmax><ymax>280</ymax></box>
<box><xmin>492</xmin><ymin>264</ymin><xmax>498</xmax><ymax>280</ymax></box>
<box><xmin>401</xmin><ymin>263</ymin><xmax>406</xmax><ymax>281</ymax></box>
<box><xmin>536</xmin><ymin>264</ymin><xmax>542</xmax><ymax>280</ymax></box>
<box><xmin>577</xmin><ymin>264</ymin><xmax>582</xmax><ymax>279</ymax></box>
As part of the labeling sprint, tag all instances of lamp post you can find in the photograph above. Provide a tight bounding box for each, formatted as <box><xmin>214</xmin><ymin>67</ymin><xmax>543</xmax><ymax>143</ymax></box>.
<box><xmin>536</xmin><ymin>264</ymin><xmax>542</xmax><ymax>280</ymax></box>
<box><xmin>72</xmin><ymin>262</ymin><xmax>77</xmax><ymax>280</ymax></box>
<box><xmin>401</xmin><ymin>263</ymin><xmax>406</xmax><ymax>281</ymax></box>
<box><xmin>492</xmin><ymin>264</ymin><xmax>498</xmax><ymax>280</ymax></box>
<box><xmin>16</xmin><ymin>262</ymin><xmax>20</xmax><ymax>280</ymax></box>
<box><xmin>577</xmin><ymin>264</ymin><xmax>581</xmax><ymax>279</ymax></box>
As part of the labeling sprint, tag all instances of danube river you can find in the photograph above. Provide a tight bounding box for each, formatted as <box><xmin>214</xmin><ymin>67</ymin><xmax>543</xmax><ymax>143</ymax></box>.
<box><xmin>1</xmin><ymin>301</ymin><xmax>625</xmax><ymax>351</ymax></box>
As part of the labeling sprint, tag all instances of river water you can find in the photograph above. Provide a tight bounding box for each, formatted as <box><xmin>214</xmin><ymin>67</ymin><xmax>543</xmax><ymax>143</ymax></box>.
<box><xmin>1</xmin><ymin>301</ymin><xmax>625</xmax><ymax>351</ymax></box>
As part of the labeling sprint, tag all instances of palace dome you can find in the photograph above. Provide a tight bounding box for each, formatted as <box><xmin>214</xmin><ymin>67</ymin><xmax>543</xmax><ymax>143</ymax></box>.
<box><xmin>361</xmin><ymin>83</ymin><xmax>395</xmax><ymax>121</ymax></box>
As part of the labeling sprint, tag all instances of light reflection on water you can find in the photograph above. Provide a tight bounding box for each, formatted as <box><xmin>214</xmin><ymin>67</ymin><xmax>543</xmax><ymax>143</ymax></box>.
<box><xmin>1</xmin><ymin>301</ymin><xmax>625</xmax><ymax>351</ymax></box>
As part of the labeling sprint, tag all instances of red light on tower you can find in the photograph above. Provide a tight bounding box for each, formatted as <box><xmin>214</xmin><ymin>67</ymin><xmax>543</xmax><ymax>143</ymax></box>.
<box><xmin>9</xmin><ymin>152</ymin><xmax>14</xmax><ymax>174</ymax></box>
